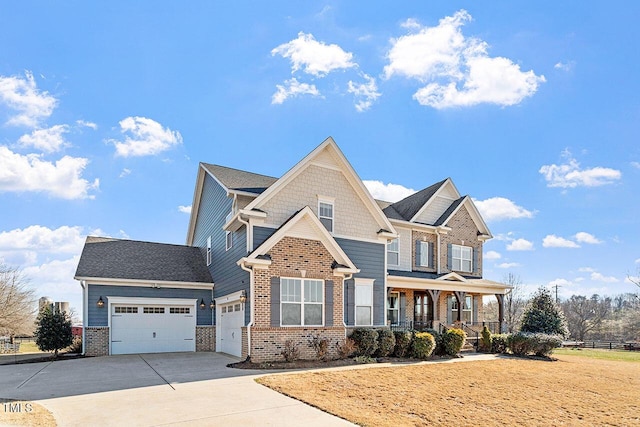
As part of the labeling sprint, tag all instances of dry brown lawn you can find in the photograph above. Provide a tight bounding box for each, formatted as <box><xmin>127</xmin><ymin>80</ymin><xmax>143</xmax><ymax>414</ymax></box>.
<box><xmin>257</xmin><ymin>354</ymin><xmax>640</xmax><ymax>426</ymax></box>
<box><xmin>0</xmin><ymin>399</ymin><xmax>56</xmax><ymax>426</ymax></box>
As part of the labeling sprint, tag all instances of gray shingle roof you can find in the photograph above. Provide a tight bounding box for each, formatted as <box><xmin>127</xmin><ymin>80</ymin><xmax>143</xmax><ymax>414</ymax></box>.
<box><xmin>75</xmin><ymin>237</ymin><xmax>213</xmax><ymax>284</ymax></box>
<box><xmin>202</xmin><ymin>163</ymin><xmax>277</xmax><ymax>194</ymax></box>
<box><xmin>386</xmin><ymin>179</ymin><xmax>448</xmax><ymax>221</ymax></box>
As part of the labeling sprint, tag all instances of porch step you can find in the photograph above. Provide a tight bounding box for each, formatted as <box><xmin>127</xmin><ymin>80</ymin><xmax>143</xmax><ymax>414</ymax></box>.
<box><xmin>460</xmin><ymin>342</ymin><xmax>476</xmax><ymax>353</ymax></box>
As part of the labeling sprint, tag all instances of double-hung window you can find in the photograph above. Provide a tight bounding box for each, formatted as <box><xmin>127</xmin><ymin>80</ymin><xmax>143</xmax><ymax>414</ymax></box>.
<box><xmin>452</xmin><ymin>244</ymin><xmax>472</xmax><ymax>273</ymax></box>
<box><xmin>318</xmin><ymin>200</ymin><xmax>334</xmax><ymax>232</ymax></box>
<box><xmin>281</xmin><ymin>278</ymin><xmax>324</xmax><ymax>326</ymax></box>
<box><xmin>206</xmin><ymin>236</ymin><xmax>212</xmax><ymax>266</ymax></box>
<box><xmin>417</xmin><ymin>241</ymin><xmax>429</xmax><ymax>267</ymax></box>
<box><xmin>355</xmin><ymin>279</ymin><xmax>374</xmax><ymax>326</ymax></box>
<box><xmin>387</xmin><ymin>238</ymin><xmax>399</xmax><ymax>266</ymax></box>
<box><xmin>225</xmin><ymin>231</ymin><xmax>233</xmax><ymax>251</ymax></box>
<box><xmin>387</xmin><ymin>291</ymin><xmax>399</xmax><ymax>325</ymax></box>
<box><xmin>451</xmin><ymin>295</ymin><xmax>473</xmax><ymax>323</ymax></box>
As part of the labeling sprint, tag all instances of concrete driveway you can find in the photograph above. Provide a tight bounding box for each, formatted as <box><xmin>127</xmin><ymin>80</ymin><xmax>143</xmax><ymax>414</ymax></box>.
<box><xmin>0</xmin><ymin>352</ymin><xmax>354</xmax><ymax>426</ymax></box>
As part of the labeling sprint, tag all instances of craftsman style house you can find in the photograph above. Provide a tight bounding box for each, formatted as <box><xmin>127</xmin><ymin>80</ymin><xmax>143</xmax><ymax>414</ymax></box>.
<box><xmin>76</xmin><ymin>137</ymin><xmax>509</xmax><ymax>361</ymax></box>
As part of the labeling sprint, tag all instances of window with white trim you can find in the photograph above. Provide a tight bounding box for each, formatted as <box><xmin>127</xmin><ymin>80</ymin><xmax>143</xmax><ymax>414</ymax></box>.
<box><xmin>318</xmin><ymin>201</ymin><xmax>334</xmax><ymax>232</ymax></box>
<box><xmin>387</xmin><ymin>291</ymin><xmax>399</xmax><ymax>325</ymax></box>
<box><xmin>451</xmin><ymin>295</ymin><xmax>473</xmax><ymax>323</ymax></box>
<box><xmin>206</xmin><ymin>236</ymin><xmax>212</xmax><ymax>266</ymax></box>
<box><xmin>281</xmin><ymin>278</ymin><xmax>324</xmax><ymax>326</ymax></box>
<box><xmin>225</xmin><ymin>231</ymin><xmax>233</xmax><ymax>251</ymax></box>
<box><xmin>417</xmin><ymin>241</ymin><xmax>429</xmax><ymax>267</ymax></box>
<box><xmin>452</xmin><ymin>244</ymin><xmax>472</xmax><ymax>272</ymax></box>
<box><xmin>387</xmin><ymin>238</ymin><xmax>399</xmax><ymax>266</ymax></box>
<box><xmin>355</xmin><ymin>280</ymin><xmax>373</xmax><ymax>326</ymax></box>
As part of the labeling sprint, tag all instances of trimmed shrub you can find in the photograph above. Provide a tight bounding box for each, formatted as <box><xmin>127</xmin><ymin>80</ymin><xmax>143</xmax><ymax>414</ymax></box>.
<box><xmin>480</xmin><ymin>326</ymin><xmax>492</xmax><ymax>352</ymax></box>
<box><xmin>491</xmin><ymin>334</ymin><xmax>509</xmax><ymax>354</ymax></box>
<box><xmin>376</xmin><ymin>329</ymin><xmax>396</xmax><ymax>357</ymax></box>
<box><xmin>350</xmin><ymin>328</ymin><xmax>379</xmax><ymax>357</ymax></box>
<box><xmin>307</xmin><ymin>334</ymin><xmax>330</xmax><ymax>360</ymax></box>
<box><xmin>411</xmin><ymin>332</ymin><xmax>436</xmax><ymax>359</ymax></box>
<box><xmin>393</xmin><ymin>331</ymin><xmax>413</xmax><ymax>357</ymax></box>
<box><xmin>68</xmin><ymin>337</ymin><xmax>82</xmax><ymax>354</ymax></box>
<box><xmin>335</xmin><ymin>338</ymin><xmax>356</xmax><ymax>359</ymax></box>
<box><xmin>280</xmin><ymin>339</ymin><xmax>300</xmax><ymax>362</ymax></box>
<box><xmin>442</xmin><ymin>328</ymin><xmax>467</xmax><ymax>356</ymax></box>
<box><xmin>507</xmin><ymin>332</ymin><xmax>535</xmax><ymax>356</ymax></box>
<box><xmin>531</xmin><ymin>333</ymin><xmax>563</xmax><ymax>357</ymax></box>
<box><xmin>423</xmin><ymin>328</ymin><xmax>444</xmax><ymax>356</ymax></box>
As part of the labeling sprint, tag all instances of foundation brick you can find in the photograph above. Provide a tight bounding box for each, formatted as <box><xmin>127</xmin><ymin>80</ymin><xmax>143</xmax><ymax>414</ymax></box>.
<box><xmin>85</xmin><ymin>327</ymin><xmax>109</xmax><ymax>356</ymax></box>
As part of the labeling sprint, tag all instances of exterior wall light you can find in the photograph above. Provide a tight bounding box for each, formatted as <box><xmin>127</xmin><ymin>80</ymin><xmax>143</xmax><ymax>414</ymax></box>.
<box><xmin>209</xmin><ymin>300</ymin><xmax>215</xmax><ymax>310</ymax></box>
<box><xmin>97</xmin><ymin>297</ymin><xmax>105</xmax><ymax>308</ymax></box>
<box><xmin>239</xmin><ymin>290</ymin><xmax>247</xmax><ymax>303</ymax></box>
<box><xmin>199</xmin><ymin>298</ymin><xmax>206</xmax><ymax>309</ymax></box>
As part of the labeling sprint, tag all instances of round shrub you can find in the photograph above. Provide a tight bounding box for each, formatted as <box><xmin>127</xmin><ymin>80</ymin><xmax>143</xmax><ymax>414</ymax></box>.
<box><xmin>393</xmin><ymin>331</ymin><xmax>413</xmax><ymax>357</ymax></box>
<box><xmin>491</xmin><ymin>334</ymin><xmax>509</xmax><ymax>354</ymax></box>
<box><xmin>411</xmin><ymin>332</ymin><xmax>435</xmax><ymax>359</ymax></box>
<box><xmin>531</xmin><ymin>333</ymin><xmax>562</xmax><ymax>357</ymax></box>
<box><xmin>423</xmin><ymin>328</ymin><xmax>444</xmax><ymax>356</ymax></box>
<box><xmin>442</xmin><ymin>328</ymin><xmax>466</xmax><ymax>356</ymax></box>
<box><xmin>507</xmin><ymin>332</ymin><xmax>534</xmax><ymax>356</ymax></box>
<box><xmin>376</xmin><ymin>329</ymin><xmax>396</xmax><ymax>357</ymax></box>
<box><xmin>350</xmin><ymin>328</ymin><xmax>379</xmax><ymax>357</ymax></box>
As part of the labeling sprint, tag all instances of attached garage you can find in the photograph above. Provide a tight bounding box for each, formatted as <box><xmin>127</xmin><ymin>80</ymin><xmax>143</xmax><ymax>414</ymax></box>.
<box><xmin>109</xmin><ymin>298</ymin><xmax>196</xmax><ymax>355</ymax></box>
<box><xmin>217</xmin><ymin>301</ymin><xmax>244</xmax><ymax>357</ymax></box>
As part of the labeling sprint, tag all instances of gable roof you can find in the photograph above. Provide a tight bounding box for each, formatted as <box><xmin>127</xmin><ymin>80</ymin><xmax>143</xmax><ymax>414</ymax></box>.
<box><xmin>434</xmin><ymin>196</ymin><xmax>465</xmax><ymax>226</ymax></box>
<box><xmin>386</xmin><ymin>179</ymin><xmax>448</xmax><ymax>221</ymax></box>
<box><xmin>201</xmin><ymin>163</ymin><xmax>277</xmax><ymax>195</ymax></box>
<box><xmin>239</xmin><ymin>206</ymin><xmax>359</xmax><ymax>274</ymax></box>
<box><xmin>75</xmin><ymin>237</ymin><xmax>213</xmax><ymax>284</ymax></box>
<box><xmin>434</xmin><ymin>196</ymin><xmax>492</xmax><ymax>237</ymax></box>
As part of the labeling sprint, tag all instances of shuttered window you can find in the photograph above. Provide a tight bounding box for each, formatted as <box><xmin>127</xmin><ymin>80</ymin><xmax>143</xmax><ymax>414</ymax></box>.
<box><xmin>452</xmin><ymin>244</ymin><xmax>472</xmax><ymax>273</ymax></box>
<box><xmin>387</xmin><ymin>238</ymin><xmax>399</xmax><ymax>266</ymax></box>
<box><xmin>281</xmin><ymin>278</ymin><xmax>324</xmax><ymax>326</ymax></box>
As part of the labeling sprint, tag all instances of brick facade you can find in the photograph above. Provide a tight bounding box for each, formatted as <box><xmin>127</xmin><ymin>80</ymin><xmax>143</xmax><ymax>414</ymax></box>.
<box><xmin>85</xmin><ymin>327</ymin><xmax>109</xmax><ymax>356</ymax></box>
<box><xmin>196</xmin><ymin>326</ymin><xmax>216</xmax><ymax>352</ymax></box>
<box><xmin>440</xmin><ymin>206</ymin><xmax>483</xmax><ymax>277</ymax></box>
<box><xmin>411</xmin><ymin>230</ymin><xmax>437</xmax><ymax>272</ymax></box>
<box><xmin>249</xmin><ymin>236</ymin><xmax>347</xmax><ymax>362</ymax></box>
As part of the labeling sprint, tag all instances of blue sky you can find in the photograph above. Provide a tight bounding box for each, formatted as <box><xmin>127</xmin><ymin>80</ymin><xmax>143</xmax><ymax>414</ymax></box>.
<box><xmin>1</xmin><ymin>2</ymin><xmax>638</xmax><ymax>316</ymax></box>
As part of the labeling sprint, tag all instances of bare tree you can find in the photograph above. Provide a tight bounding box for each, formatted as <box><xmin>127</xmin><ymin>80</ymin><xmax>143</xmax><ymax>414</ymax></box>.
<box><xmin>503</xmin><ymin>273</ymin><xmax>526</xmax><ymax>333</ymax></box>
<box><xmin>561</xmin><ymin>294</ymin><xmax>611</xmax><ymax>340</ymax></box>
<box><xmin>0</xmin><ymin>263</ymin><xmax>36</xmax><ymax>338</ymax></box>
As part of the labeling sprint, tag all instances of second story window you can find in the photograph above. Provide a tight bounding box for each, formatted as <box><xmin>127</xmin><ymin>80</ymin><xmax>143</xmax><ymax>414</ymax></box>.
<box><xmin>452</xmin><ymin>244</ymin><xmax>472</xmax><ymax>273</ymax></box>
<box><xmin>318</xmin><ymin>200</ymin><xmax>334</xmax><ymax>232</ymax></box>
<box><xmin>206</xmin><ymin>236</ymin><xmax>212</xmax><ymax>266</ymax></box>
<box><xmin>387</xmin><ymin>238</ymin><xmax>399</xmax><ymax>266</ymax></box>
<box><xmin>225</xmin><ymin>231</ymin><xmax>233</xmax><ymax>251</ymax></box>
<box><xmin>417</xmin><ymin>241</ymin><xmax>429</xmax><ymax>267</ymax></box>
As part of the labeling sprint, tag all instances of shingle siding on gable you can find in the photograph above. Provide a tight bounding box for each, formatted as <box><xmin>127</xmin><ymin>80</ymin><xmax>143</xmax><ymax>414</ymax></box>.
<box><xmin>193</xmin><ymin>173</ymin><xmax>250</xmax><ymax>324</ymax></box>
<box><xmin>87</xmin><ymin>284</ymin><xmax>213</xmax><ymax>326</ymax></box>
<box><xmin>259</xmin><ymin>164</ymin><xmax>380</xmax><ymax>240</ymax></box>
<box><xmin>395</xmin><ymin>227</ymin><xmax>412</xmax><ymax>272</ymax></box>
<box><xmin>414</xmin><ymin>195</ymin><xmax>456</xmax><ymax>224</ymax></box>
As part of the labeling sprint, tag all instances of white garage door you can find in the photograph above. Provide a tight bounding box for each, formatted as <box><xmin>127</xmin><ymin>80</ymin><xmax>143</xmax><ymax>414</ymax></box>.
<box><xmin>111</xmin><ymin>302</ymin><xmax>196</xmax><ymax>355</ymax></box>
<box><xmin>219</xmin><ymin>302</ymin><xmax>244</xmax><ymax>357</ymax></box>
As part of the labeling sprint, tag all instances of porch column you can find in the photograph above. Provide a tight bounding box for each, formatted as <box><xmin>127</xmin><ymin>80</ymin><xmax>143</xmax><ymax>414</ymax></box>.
<box><xmin>495</xmin><ymin>293</ymin><xmax>505</xmax><ymax>333</ymax></box>
<box><xmin>426</xmin><ymin>289</ymin><xmax>441</xmax><ymax>328</ymax></box>
<box><xmin>453</xmin><ymin>291</ymin><xmax>466</xmax><ymax>323</ymax></box>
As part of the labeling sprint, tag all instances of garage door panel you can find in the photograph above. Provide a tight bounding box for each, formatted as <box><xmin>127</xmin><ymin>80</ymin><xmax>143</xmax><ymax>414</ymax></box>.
<box><xmin>218</xmin><ymin>302</ymin><xmax>244</xmax><ymax>357</ymax></box>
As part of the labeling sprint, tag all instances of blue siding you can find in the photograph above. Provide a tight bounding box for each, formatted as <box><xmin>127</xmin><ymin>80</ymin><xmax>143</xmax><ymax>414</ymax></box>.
<box><xmin>253</xmin><ymin>226</ymin><xmax>276</xmax><ymax>250</ymax></box>
<box><xmin>87</xmin><ymin>284</ymin><xmax>213</xmax><ymax>326</ymax></box>
<box><xmin>193</xmin><ymin>174</ymin><xmax>250</xmax><ymax>324</ymax></box>
<box><xmin>335</xmin><ymin>237</ymin><xmax>386</xmax><ymax>326</ymax></box>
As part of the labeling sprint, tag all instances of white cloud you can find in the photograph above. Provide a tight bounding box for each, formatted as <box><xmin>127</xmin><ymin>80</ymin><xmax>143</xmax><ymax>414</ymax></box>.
<box><xmin>271</xmin><ymin>32</ymin><xmax>356</xmax><ymax>77</ymax></box>
<box><xmin>76</xmin><ymin>120</ymin><xmax>97</xmax><ymax>130</ymax></box>
<box><xmin>497</xmin><ymin>262</ymin><xmax>520</xmax><ymax>269</ymax></box>
<box><xmin>473</xmin><ymin>197</ymin><xmax>534</xmax><ymax>222</ymax></box>
<box><xmin>635</xmin><ymin>258</ymin><xmax>640</xmax><ymax>264</ymax></box>
<box><xmin>0</xmin><ymin>146</ymin><xmax>99</xmax><ymax>199</ymax></box>
<box><xmin>111</xmin><ymin>116</ymin><xmax>182</xmax><ymax>157</ymax></box>
<box><xmin>384</xmin><ymin>10</ymin><xmax>544</xmax><ymax>109</ymax></box>
<box><xmin>178</xmin><ymin>205</ymin><xmax>192</xmax><ymax>214</ymax></box>
<box><xmin>401</xmin><ymin>18</ymin><xmax>422</xmax><ymax>31</ymax></box>
<box><xmin>119</xmin><ymin>168</ymin><xmax>131</xmax><ymax>178</ymax></box>
<box><xmin>272</xmin><ymin>78</ymin><xmax>321</xmax><ymax>105</ymax></box>
<box><xmin>574</xmin><ymin>232</ymin><xmax>602</xmax><ymax>244</ymax></box>
<box><xmin>578</xmin><ymin>267</ymin><xmax>596</xmax><ymax>273</ymax></box>
<box><xmin>0</xmin><ymin>71</ymin><xmax>57</xmax><ymax>127</ymax></box>
<box><xmin>591</xmin><ymin>272</ymin><xmax>619</xmax><ymax>283</ymax></box>
<box><xmin>506</xmin><ymin>238</ymin><xmax>534</xmax><ymax>251</ymax></box>
<box><xmin>554</xmin><ymin>61</ymin><xmax>575</xmax><ymax>72</ymax></box>
<box><xmin>347</xmin><ymin>74</ymin><xmax>381</xmax><ymax>112</ymax></box>
<box><xmin>543</xmin><ymin>234</ymin><xmax>580</xmax><ymax>248</ymax></box>
<box><xmin>539</xmin><ymin>150</ymin><xmax>621</xmax><ymax>188</ymax></box>
<box><xmin>363</xmin><ymin>180</ymin><xmax>415</xmax><ymax>202</ymax></box>
<box><xmin>484</xmin><ymin>250</ymin><xmax>501</xmax><ymax>260</ymax></box>
<box><xmin>23</xmin><ymin>256</ymin><xmax>83</xmax><ymax>309</ymax></box>
<box><xmin>0</xmin><ymin>225</ymin><xmax>86</xmax><ymax>253</ymax></box>
<box><xmin>631</xmin><ymin>161</ymin><xmax>640</xmax><ymax>169</ymax></box>
<box><xmin>18</xmin><ymin>124</ymin><xmax>70</xmax><ymax>153</ymax></box>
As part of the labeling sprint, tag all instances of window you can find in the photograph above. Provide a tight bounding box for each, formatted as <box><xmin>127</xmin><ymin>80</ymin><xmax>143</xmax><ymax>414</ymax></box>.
<box><xmin>225</xmin><ymin>231</ymin><xmax>233</xmax><ymax>251</ymax></box>
<box><xmin>355</xmin><ymin>280</ymin><xmax>373</xmax><ymax>326</ymax></box>
<box><xmin>206</xmin><ymin>236</ymin><xmax>212</xmax><ymax>266</ymax></box>
<box><xmin>318</xmin><ymin>201</ymin><xmax>334</xmax><ymax>232</ymax></box>
<box><xmin>281</xmin><ymin>278</ymin><xmax>324</xmax><ymax>326</ymax></box>
<box><xmin>417</xmin><ymin>241</ymin><xmax>429</xmax><ymax>267</ymax></box>
<box><xmin>387</xmin><ymin>238</ymin><xmax>399</xmax><ymax>266</ymax></box>
<box><xmin>451</xmin><ymin>295</ymin><xmax>473</xmax><ymax>323</ymax></box>
<box><xmin>387</xmin><ymin>292</ymin><xmax>399</xmax><ymax>325</ymax></box>
<box><xmin>169</xmin><ymin>307</ymin><xmax>190</xmax><ymax>314</ymax></box>
<box><xmin>114</xmin><ymin>306</ymin><xmax>138</xmax><ymax>314</ymax></box>
<box><xmin>143</xmin><ymin>307</ymin><xmax>165</xmax><ymax>314</ymax></box>
<box><xmin>452</xmin><ymin>244</ymin><xmax>472</xmax><ymax>273</ymax></box>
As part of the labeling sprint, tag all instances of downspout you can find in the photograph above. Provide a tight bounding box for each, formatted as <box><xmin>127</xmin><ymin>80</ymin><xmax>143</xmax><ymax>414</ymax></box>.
<box><xmin>239</xmin><ymin>261</ymin><xmax>254</xmax><ymax>361</ymax></box>
<box><xmin>342</xmin><ymin>273</ymin><xmax>353</xmax><ymax>329</ymax></box>
<box><xmin>238</xmin><ymin>214</ymin><xmax>252</xmax><ymax>254</ymax></box>
<box><xmin>80</xmin><ymin>280</ymin><xmax>87</xmax><ymax>355</ymax></box>
<box><xmin>436</xmin><ymin>230</ymin><xmax>442</xmax><ymax>274</ymax></box>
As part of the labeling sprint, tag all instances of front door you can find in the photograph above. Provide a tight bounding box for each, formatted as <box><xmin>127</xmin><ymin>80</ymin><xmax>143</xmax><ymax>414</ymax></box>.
<box><xmin>414</xmin><ymin>292</ymin><xmax>431</xmax><ymax>330</ymax></box>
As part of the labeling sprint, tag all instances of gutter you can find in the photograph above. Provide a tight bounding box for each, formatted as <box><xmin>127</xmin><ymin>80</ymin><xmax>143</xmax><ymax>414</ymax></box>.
<box><xmin>238</xmin><ymin>261</ymin><xmax>254</xmax><ymax>361</ymax></box>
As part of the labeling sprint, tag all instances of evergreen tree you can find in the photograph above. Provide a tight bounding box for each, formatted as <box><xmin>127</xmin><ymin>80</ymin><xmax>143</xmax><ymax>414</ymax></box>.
<box><xmin>520</xmin><ymin>287</ymin><xmax>568</xmax><ymax>336</ymax></box>
<box><xmin>35</xmin><ymin>306</ymin><xmax>73</xmax><ymax>358</ymax></box>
